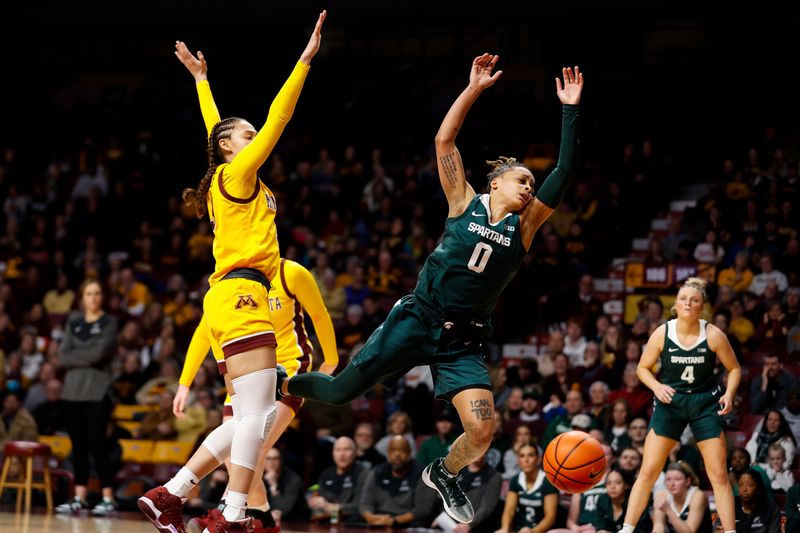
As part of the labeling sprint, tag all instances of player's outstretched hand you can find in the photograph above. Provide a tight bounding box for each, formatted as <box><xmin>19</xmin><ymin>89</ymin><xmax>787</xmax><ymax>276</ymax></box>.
<box><xmin>556</xmin><ymin>66</ymin><xmax>583</xmax><ymax>105</ymax></box>
<box><xmin>300</xmin><ymin>10</ymin><xmax>327</xmax><ymax>65</ymax></box>
<box><xmin>469</xmin><ymin>53</ymin><xmax>503</xmax><ymax>92</ymax></box>
<box><xmin>175</xmin><ymin>41</ymin><xmax>208</xmax><ymax>82</ymax></box>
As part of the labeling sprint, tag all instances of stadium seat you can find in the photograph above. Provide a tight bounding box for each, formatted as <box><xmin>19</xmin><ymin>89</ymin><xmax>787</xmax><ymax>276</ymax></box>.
<box><xmin>38</xmin><ymin>435</ymin><xmax>72</xmax><ymax>460</ymax></box>
<box><xmin>112</xmin><ymin>404</ymin><xmax>157</xmax><ymax>421</ymax></box>
<box><xmin>0</xmin><ymin>441</ymin><xmax>54</xmax><ymax>513</ymax></box>
<box><xmin>117</xmin><ymin>420</ymin><xmax>143</xmax><ymax>436</ymax></box>
<box><xmin>725</xmin><ymin>430</ymin><xmax>748</xmax><ymax>448</ymax></box>
<box><xmin>151</xmin><ymin>441</ymin><xmax>194</xmax><ymax>464</ymax></box>
<box><xmin>119</xmin><ymin>439</ymin><xmax>155</xmax><ymax>463</ymax></box>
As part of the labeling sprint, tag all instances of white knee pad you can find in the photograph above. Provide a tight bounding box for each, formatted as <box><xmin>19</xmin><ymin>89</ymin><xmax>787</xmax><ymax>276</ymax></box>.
<box><xmin>201</xmin><ymin>417</ymin><xmax>237</xmax><ymax>463</ymax></box>
<box><xmin>230</xmin><ymin>369</ymin><xmax>277</xmax><ymax>471</ymax></box>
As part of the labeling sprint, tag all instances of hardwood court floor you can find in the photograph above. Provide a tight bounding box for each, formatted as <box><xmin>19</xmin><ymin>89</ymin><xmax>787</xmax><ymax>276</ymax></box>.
<box><xmin>0</xmin><ymin>511</ymin><xmax>362</xmax><ymax>533</ymax></box>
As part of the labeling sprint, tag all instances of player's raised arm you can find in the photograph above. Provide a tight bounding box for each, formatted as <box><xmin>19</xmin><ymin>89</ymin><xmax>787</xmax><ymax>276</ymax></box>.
<box><xmin>519</xmin><ymin>66</ymin><xmax>583</xmax><ymax>249</ymax></box>
<box><xmin>225</xmin><ymin>10</ymin><xmax>326</xmax><ymax>183</ymax></box>
<box><xmin>435</xmin><ymin>53</ymin><xmax>502</xmax><ymax>217</ymax></box>
<box><xmin>175</xmin><ymin>40</ymin><xmax>221</xmax><ymax>135</ymax></box>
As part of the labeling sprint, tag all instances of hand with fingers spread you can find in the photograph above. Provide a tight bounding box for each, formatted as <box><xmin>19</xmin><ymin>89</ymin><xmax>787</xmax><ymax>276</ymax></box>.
<box><xmin>654</xmin><ymin>382</ymin><xmax>676</xmax><ymax>404</ymax></box>
<box><xmin>300</xmin><ymin>10</ymin><xmax>327</xmax><ymax>65</ymax></box>
<box><xmin>556</xmin><ymin>66</ymin><xmax>584</xmax><ymax>105</ymax></box>
<box><xmin>468</xmin><ymin>53</ymin><xmax>503</xmax><ymax>92</ymax></box>
<box><xmin>174</xmin><ymin>40</ymin><xmax>208</xmax><ymax>82</ymax></box>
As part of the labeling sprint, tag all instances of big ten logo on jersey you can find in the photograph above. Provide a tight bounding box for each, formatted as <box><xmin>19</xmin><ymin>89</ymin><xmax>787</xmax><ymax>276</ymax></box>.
<box><xmin>234</xmin><ymin>294</ymin><xmax>258</xmax><ymax>310</ymax></box>
<box><xmin>268</xmin><ymin>296</ymin><xmax>283</xmax><ymax>312</ymax></box>
<box><xmin>265</xmin><ymin>192</ymin><xmax>277</xmax><ymax>210</ymax></box>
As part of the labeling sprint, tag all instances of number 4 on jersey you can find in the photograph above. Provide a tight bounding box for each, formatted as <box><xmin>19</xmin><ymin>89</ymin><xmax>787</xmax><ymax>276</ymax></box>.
<box><xmin>681</xmin><ymin>366</ymin><xmax>695</xmax><ymax>384</ymax></box>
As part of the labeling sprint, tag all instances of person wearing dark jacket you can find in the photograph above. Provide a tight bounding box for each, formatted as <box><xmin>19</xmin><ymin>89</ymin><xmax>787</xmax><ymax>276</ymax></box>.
<box><xmin>786</xmin><ymin>483</ymin><xmax>800</xmax><ymax>533</ymax></box>
<box><xmin>308</xmin><ymin>436</ymin><xmax>368</xmax><ymax>523</ymax></box>
<box><xmin>723</xmin><ymin>468</ymin><xmax>781</xmax><ymax>533</ymax></box>
<box><xmin>265</xmin><ymin>447</ymin><xmax>310</xmax><ymax>525</ymax></box>
<box><xmin>359</xmin><ymin>435</ymin><xmax>437</xmax><ymax>527</ymax></box>
<box><xmin>55</xmin><ymin>279</ymin><xmax>118</xmax><ymax>516</ymax></box>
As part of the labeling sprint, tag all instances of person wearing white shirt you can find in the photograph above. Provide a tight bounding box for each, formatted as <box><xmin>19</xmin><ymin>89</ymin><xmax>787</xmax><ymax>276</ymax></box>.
<box><xmin>749</xmin><ymin>255</ymin><xmax>789</xmax><ymax>295</ymax></box>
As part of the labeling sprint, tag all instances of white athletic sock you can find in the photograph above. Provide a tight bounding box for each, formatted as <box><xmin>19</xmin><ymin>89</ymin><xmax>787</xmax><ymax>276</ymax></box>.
<box><xmin>619</xmin><ymin>524</ymin><xmax>635</xmax><ymax>533</ymax></box>
<box><xmin>222</xmin><ymin>490</ymin><xmax>248</xmax><ymax>522</ymax></box>
<box><xmin>163</xmin><ymin>467</ymin><xmax>198</xmax><ymax>498</ymax></box>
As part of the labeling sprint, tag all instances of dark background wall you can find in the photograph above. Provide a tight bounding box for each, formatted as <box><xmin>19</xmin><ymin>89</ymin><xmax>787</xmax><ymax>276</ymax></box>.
<box><xmin>3</xmin><ymin>2</ymin><xmax>799</xmax><ymax>192</ymax></box>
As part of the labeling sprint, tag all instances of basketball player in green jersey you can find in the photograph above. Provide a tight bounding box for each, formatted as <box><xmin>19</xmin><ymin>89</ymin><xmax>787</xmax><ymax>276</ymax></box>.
<box><xmin>278</xmin><ymin>55</ymin><xmax>582</xmax><ymax>524</ymax></box>
<box><xmin>617</xmin><ymin>278</ymin><xmax>740</xmax><ymax>533</ymax></box>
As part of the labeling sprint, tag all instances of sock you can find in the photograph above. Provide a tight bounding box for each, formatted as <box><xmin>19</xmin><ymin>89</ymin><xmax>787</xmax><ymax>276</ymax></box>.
<box><xmin>222</xmin><ymin>490</ymin><xmax>247</xmax><ymax>522</ymax></box>
<box><xmin>619</xmin><ymin>524</ymin><xmax>635</xmax><ymax>533</ymax></box>
<box><xmin>164</xmin><ymin>467</ymin><xmax>198</xmax><ymax>498</ymax></box>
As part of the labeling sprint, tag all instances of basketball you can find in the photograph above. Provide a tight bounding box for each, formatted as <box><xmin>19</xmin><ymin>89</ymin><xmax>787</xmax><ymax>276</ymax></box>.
<box><xmin>542</xmin><ymin>430</ymin><xmax>606</xmax><ymax>494</ymax></box>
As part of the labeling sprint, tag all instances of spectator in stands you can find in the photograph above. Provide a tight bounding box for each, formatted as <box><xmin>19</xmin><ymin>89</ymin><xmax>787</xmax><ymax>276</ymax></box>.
<box><xmin>626</xmin><ymin>418</ymin><xmax>648</xmax><ymax>456</ymax></box>
<box><xmin>729</xmin><ymin>298</ymin><xmax>756</xmax><ymax>347</ymax></box>
<box><xmin>117</xmin><ymin>267</ymin><xmax>151</xmax><ymax>317</ymax></box>
<box><xmin>541</xmin><ymin>389</ymin><xmax>584</xmax><ymax>448</ymax></box>
<box><xmin>784</xmin><ymin>286</ymin><xmax>800</xmax><ymax>327</ymax></box>
<box><xmin>138</xmin><ymin>389</ymin><xmax>177</xmax><ymax>440</ymax></box>
<box><xmin>608</xmin><ymin>363</ymin><xmax>651</xmax><ymax>419</ymax></box>
<box><xmin>587</xmin><ymin>381</ymin><xmax>611</xmax><ymax>428</ymax></box>
<box><xmin>725</xmin><ymin>468</ymin><xmax>781</xmax><ymax>533</ymax></box>
<box><xmin>519</xmin><ymin>390</ymin><xmax>547</xmax><ymax>436</ymax></box>
<box><xmin>353</xmin><ymin>422</ymin><xmax>385</xmax><ymax>469</ymax></box>
<box><xmin>577</xmin><ymin>340</ymin><xmax>606</xmax><ymax>390</ymax></box>
<box><xmin>757</xmin><ymin>443</ymin><xmax>794</xmax><ymax>493</ymax></box>
<box><xmin>319</xmin><ymin>269</ymin><xmax>346</xmax><ymax>321</ymax></box>
<box><xmin>417</xmin><ymin>408</ymin><xmax>458</xmax><ymax>466</ymax></box>
<box><xmin>746</xmin><ymin>408</ymin><xmax>796</xmax><ymax>468</ymax></box>
<box><xmin>728</xmin><ymin>447</ymin><xmax>752</xmax><ymax>496</ymax></box>
<box><xmin>265</xmin><ymin>447</ymin><xmax>310</xmax><ymax>525</ymax></box>
<box><xmin>56</xmin><ymin>279</ymin><xmax>118</xmax><ymax>516</ymax></box>
<box><xmin>22</xmin><ymin>361</ymin><xmax>56</xmax><ymax>412</ymax></box>
<box><xmin>490</xmin><ymin>366</ymin><xmax>511</xmax><ymax>411</ymax></box>
<box><xmin>375</xmin><ymin>410</ymin><xmax>416</xmax><ymax>458</ymax></box>
<box><xmin>750</xmin><ymin>353</ymin><xmax>798</xmax><ymax>414</ymax></box>
<box><xmin>563</xmin><ymin>317</ymin><xmax>587</xmax><ymax>367</ymax></box>
<box><xmin>32</xmin><ymin>379</ymin><xmax>67</xmax><ymax>435</ymax></box>
<box><xmin>754</xmin><ymin>303</ymin><xmax>789</xmax><ymax>348</ymax></box>
<box><xmin>42</xmin><ymin>273</ymin><xmax>74</xmax><ymax>326</ymax></box>
<box><xmin>780</xmin><ymin>386</ymin><xmax>800</xmax><ymax>444</ymax></box>
<box><xmin>541</xmin><ymin>353</ymin><xmax>575</xmax><ymax>401</ymax></box>
<box><xmin>502</xmin><ymin>424</ymin><xmax>533</xmax><ymax>480</ymax></box>
<box><xmin>651</xmin><ymin>461</ymin><xmax>711</xmax><ymax>533</ymax></box>
<box><xmin>0</xmin><ymin>390</ymin><xmax>38</xmax><ymax>445</ymax></box>
<box><xmin>308</xmin><ymin>436</ymin><xmax>368</xmax><ymax>524</ymax></box>
<box><xmin>618</xmin><ymin>446</ymin><xmax>642</xmax><ymax>477</ymax></box>
<box><xmin>111</xmin><ymin>351</ymin><xmax>147</xmax><ymax>405</ymax></box>
<box><xmin>359</xmin><ymin>435</ymin><xmax>436</xmax><ymax>527</ymax></box>
<box><xmin>487</xmin><ymin>411</ymin><xmax>511</xmax><ymax>471</ymax></box>
<box><xmin>693</xmin><ymin>230</ymin><xmax>725</xmax><ymax>264</ymax></box>
<box><xmin>18</xmin><ymin>330</ymin><xmax>44</xmax><ymax>382</ymax></box>
<box><xmin>336</xmin><ymin>304</ymin><xmax>371</xmax><ymax>359</ymax></box>
<box><xmin>713</xmin><ymin>311</ymin><xmax>743</xmax><ymax>362</ymax></box>
<box><xmin>604</xmin><ymin>398</ymin><xmax>632</xmax><ymax>454</ymax></box>
<box><xmin>367</xmin><ymin>250</ymin><xmax>402</xmax><ymax>299</ymax></box>
<box><xmin>495</xmin><ymin>444</ymin><xmax>557</xmax><ymax>533</ymax></box>
<box><xmin>569</xmin><ymin>274</ymin><xmax>603</xmax><ymax>337</ymax></box>
<box><xmin>595</xmin><ymin>468</ymin><xmax>651</xmax><ymax>533</ymax></box>
<box><xmin>749</xmin><ymin>255</ymin><xmax>788</xmax><ymax>296</ymax></box>
<box><xmin>135</xmin><ymin>357</ymin><xmax>180</xmax><ymax>405</ymax></box>
<box><xmin>786</xmin><ymin>482</ymin><xmax>800</xmax><ymax>533</ymax></box>
<box><xmin>433</xmin><ymin>452</ymin><xmax>501</xmax><ymax>533</ymax></box>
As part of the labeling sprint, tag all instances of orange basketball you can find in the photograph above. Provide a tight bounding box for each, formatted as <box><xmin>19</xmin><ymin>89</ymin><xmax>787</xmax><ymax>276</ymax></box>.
<box><xmin>542</xmin><ymin>430</ymin><xmax>606</xmax><ymax>494</ymax></box>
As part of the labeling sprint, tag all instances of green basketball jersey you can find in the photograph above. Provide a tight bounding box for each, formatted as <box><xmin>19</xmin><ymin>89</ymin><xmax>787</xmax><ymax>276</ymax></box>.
<box><xmin>577</xmin><ymin>477</ymin><xmax>608</xmax><ymax>525</ymax></box>
<box><xmin>509</xmin><ymin>470</ymin><xmax>558</xmax><ymax>530</ymax></box>
<box><xmin>414</xmin><ymin>194</ymin><xmax>527</xmax><ymax>320</ymax></box>
<box><xmin>659</xmin><ymin>319</ymin><xmax>717</xmax><ymax>393</ymax></box>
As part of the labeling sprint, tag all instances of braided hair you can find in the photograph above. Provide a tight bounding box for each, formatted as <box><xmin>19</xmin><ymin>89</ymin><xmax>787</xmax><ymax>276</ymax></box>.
<box><xmin>485</xmin><ymin>156</ymin><xmax>529</xmax><ymax>188</ymax></box>
<box><xmin>183</xmin><ymin>117</ymin><xmax>242</xmax><ymax>218</ymax></box>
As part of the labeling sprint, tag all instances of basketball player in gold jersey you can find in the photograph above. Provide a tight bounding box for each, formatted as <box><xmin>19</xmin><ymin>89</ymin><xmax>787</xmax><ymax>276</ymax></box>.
<box><xmin>174</xmin><ymin>259</ymin><xmax>337</xmax><ymax>533</ymax></box>
<box><xmin>138</xmin><ymin>11</ymin><xmax>327</xmax><ymax>533</ymax></box>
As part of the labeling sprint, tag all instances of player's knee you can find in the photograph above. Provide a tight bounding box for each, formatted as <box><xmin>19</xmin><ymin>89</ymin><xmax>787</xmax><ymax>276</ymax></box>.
<box><xmin>466</xmin><ymin>421</ymin><xmax>493</xmax><ymax>448</ymax></box>
<box><xmin>638</xmin><ymin>462</ymin><xmax>661</xmax><ymax>481</ymax></box>
<box><xmin>706</xmin><ymin>465</ymin><xmax>729</xmax><ymax>486</ymax></box>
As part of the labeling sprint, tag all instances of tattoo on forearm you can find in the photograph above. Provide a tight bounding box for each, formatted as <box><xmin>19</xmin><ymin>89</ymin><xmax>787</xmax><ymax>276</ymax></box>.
<box><xmin>469</xmin><ymin>399</ymin><xmax>493</xmax><ymax>420</ymax></box>
<box><xmin>439</xmin><ymin>153</ymin><xmax>460</xmax><ymax>190</ymax></box>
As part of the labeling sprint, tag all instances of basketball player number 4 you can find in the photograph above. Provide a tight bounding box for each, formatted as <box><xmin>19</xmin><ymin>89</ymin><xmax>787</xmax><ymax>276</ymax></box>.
<box><xmin>681</xmin><ymin>366</ymin><xmax>695</xmax><ymax>384</ymax></box>
<box><xmin>468</xmin><ymin>243</ymin><xmax>493</xmax><ymax>273</ymax></box>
